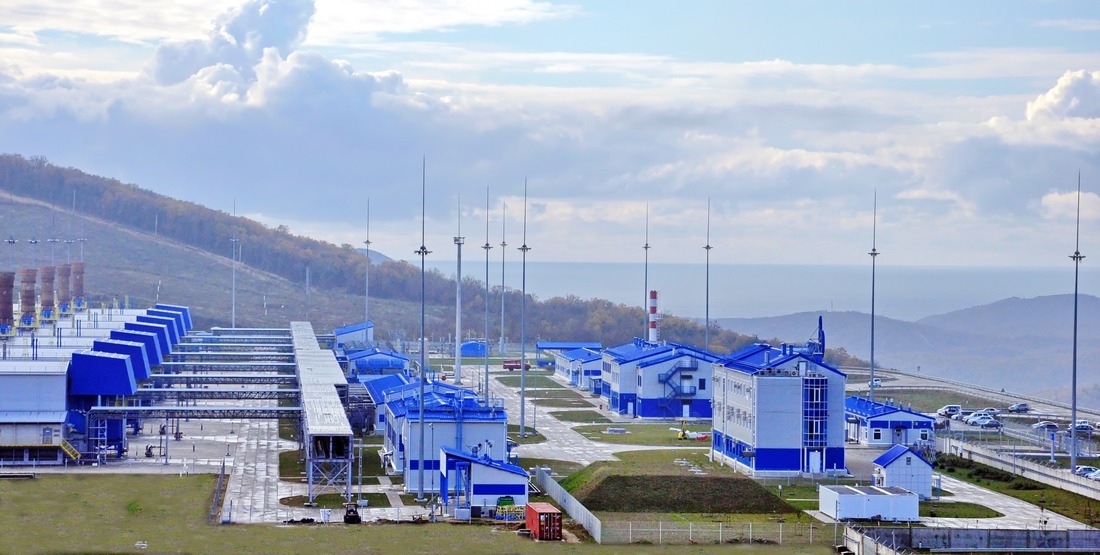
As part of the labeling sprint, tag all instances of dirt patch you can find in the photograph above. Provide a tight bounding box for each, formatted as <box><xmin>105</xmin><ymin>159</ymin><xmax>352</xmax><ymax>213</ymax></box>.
<box><xmin>575</xmin><ymin>475</ymin><xmax>795</xmax><ymax>514</ymax></box>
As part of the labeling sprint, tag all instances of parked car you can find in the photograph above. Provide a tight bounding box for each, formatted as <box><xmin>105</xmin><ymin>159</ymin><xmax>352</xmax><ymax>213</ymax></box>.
<box><xmin>969</xmin><ymin>415</ymin><xmax>997</xmax><ymax>427</ymax></box>
<box><xmin>979</xmin><ymin>419</ymin><xmax>1003</xmax><ymax>429</ymax></box>
<box><xmin>1086</xmin><ymin>470</ymin><xmax>1100</xmax><ymax>481</ymax></box>
<box><xmin>980</xmin><ymin>407</ymin><xmax>1001</xmax><ymax>416</ymax></box>
<box><xmin>965</xmin><ymin>411</ymin><xmax>995</xmax><ymax>424</ymax></box>
<box><xmin>1074</xmin><ymin>420</ymin><xmax>1095</xmax><ymax>432</ymax></box>
<box><xmin>937</xmin><ymin>404</ymin><xmax>962</xmax><ymax>417</ymax></box>
<box><xmin>1031</xmin><ymin>421</ymin><xmax>1059</xmax><ymax>432</ymax></box>
<box><xmin>952</xmin><ymin>410</ymin><xmax>975</xmax><ymax>421</ymax></box>
<box><xmin>1073</xmin><ymin>465</ymin><xmax>1100</xmax><ymax>477</ymax></box>
<box><xmin>1008</xmin><ymin>402</ymin><xmax>1031</xmax><ymax>413</ymax></box>
<box><xmin>868</xmin><ymin>378</ymin><xmax>882</xmax><ymax>388</ymax></box>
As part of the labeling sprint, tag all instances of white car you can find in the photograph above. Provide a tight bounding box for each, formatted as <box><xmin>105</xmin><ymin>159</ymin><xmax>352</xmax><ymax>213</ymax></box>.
<box><xmin>1074</xmin><ymin>465</ymin><xmax>1100</xmax><ymax>477</ymax></box>
<box><xmin>1031</xmin><ymin>421</ymin><xmax>1058</xmax><ymax>432</ymax></box>
<box><xmin>981</xmin><ymin>407</ymin><xmax>1001</xmax><ymax>416</ymax></box>
<box><xmin>868</xmin><ymin>378</ymin><xmax>882</xmax><ymax>388</ymax></box>
<box><xmin>965</xmin><ymin>411</ymin><xmax>994</xmax><ymax>424</ymax></box>
<box><xmin>969</xmin><ymin>416</ymin><xmax>997</xmax><ymax>427</ymax></box>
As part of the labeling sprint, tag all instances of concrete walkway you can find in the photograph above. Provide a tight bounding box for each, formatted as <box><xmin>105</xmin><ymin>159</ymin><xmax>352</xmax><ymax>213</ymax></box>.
<box><xmin>922</xmin><ymin>474</ymin><xmax>1093</xmax><ymax>530</ymax></box>
<box><xmin>457</xmin><ymin>363</ymin><xmax>710</xmax><ymax>467</ymax></box>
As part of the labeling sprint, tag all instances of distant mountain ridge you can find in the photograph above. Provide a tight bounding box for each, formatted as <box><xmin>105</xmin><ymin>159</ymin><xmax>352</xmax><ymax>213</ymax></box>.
<box><xmin>717</xmin><ymin>294</ymin><xmax>1100</xmax><ymax>397</ymax></box>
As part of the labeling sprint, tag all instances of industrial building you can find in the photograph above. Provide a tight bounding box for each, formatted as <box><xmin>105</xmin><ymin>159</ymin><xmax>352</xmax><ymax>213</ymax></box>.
<box><xmin>551</xmin><ymin>347</ymin><xmax>602</xmax><ymax>390</ymax></box>
<box><xmin>710</xmin><ymin>317</ymin><xmax>847</xmax><ymax>476</ymax></box>
<box><xmin>379</xmin><ymin>380</ymin><xmax>512</xmax><ymax>494</ymax></box>
<box><xmin>844</xmin><ymin>396</ymin><xmax>936</xmax><ymax>448</ymax></box>
<box><xmin>601</xmin><ymin>338</ymin><xmax>720</xmax><ymax>418</ymax></box>
<box><xmin>819</xmin><ymin>484</ymin><xmax>919</xmax><ymax>522</ymax></box>
<box><xmin>873</xmin><ymin>444</ymin><xmax>934</xmax><ymax>499</ymax></box>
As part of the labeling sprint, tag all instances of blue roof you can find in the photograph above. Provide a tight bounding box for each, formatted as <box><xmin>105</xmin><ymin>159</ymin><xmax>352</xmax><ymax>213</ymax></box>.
<box><xmin>559</xmin><ymin>348</ymin><xmax>601</xmax><ymax>363</ymax></box>
<box><xmin>440</xmin><ymin>445</ymin><xmax>529</xmax><ymax>478</ymax></box>
<box><xmin>845</xmin><ymin>396</ymin><xmax>934</xmax><ymax>421</ymax></box>
<box><xmin>720</xmin><ymin>343</ymin><xmax>845</xmax><ymax>377</ymax></box>
<box><xmin>362</xmin><ymin>374</ymin><xmax>409</xmax><ymax>404</ymax></box>
<box><xmin>537</xmin><ymin>341</ymin><xmax>602</xmax><ymax>351</ymax></box>
<box><xmin>334</xmin><ymin>321</ymin><xmax>373</xmax><ymax>336</ymax></box>
<box><xmin>606</xmin><ymin>339</ymin><xmax>675</xmax><ymax>363</ymax></box>
<box><xmin>873</xmin><ymin>444</ymin><xmax>931</xmax><ymax>468</ymax></box>
<box><xmin>384</xmin><ymin>381</ymin><xmax>504</xmax><ymax>423</ymax></box>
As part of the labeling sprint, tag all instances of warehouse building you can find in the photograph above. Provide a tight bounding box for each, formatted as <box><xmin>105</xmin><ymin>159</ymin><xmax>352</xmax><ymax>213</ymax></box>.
<box><xmin>844</xmin><ymin>396</ymin><xmax>936</xmax><ymax>448</ymax></box>
<box><xmin>552</xmin><ymin>347</ymin><xmax>602</xmax><ymax>390</ymax></box>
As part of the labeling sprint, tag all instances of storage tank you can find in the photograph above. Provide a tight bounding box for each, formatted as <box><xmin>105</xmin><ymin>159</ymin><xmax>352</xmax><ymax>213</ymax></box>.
<box><xmin>57</xmin><ymin>263</ymin><xmax>71</xmax><ymax>312</ymax></box>
<box><xmin>18</xmin><ymin>268</ymin><xmax>36</xmax><ymax>326</ymax></box>
<box><xmin>0</xmin><ymin>271</ymin><xmax>13</xmax><ymax>332</ymax></box>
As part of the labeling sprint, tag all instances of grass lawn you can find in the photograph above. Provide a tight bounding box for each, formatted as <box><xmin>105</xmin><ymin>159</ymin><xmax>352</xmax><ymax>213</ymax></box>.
<box><xmin>507</xmin><ymin>424</ymin><xmax>547</xmax><ymax>445</ymax></box>
<box><xmin>523</xmin><ymin>388</ymin><xmax>584</xmax><ymax>399</ymax></box>
<box><xmin>0</xmin><ymin>473</ymin><xmax>834</xmax><ymax>554</ymax></box>
<box><xmin>920</xmin><ymin>501</ymin><xmax>1002</xmax><ymax>518</ymax></box>
<box><xmin>936</xmin><ymin>454</ymin><xmax>1100</xmax><ymax>525</ymax></box>
<box><xmin>534</xmin><ymin>398</ymin><xmax>594</xmax><ymax>408</ymax></box>
<box><xmin>562</xmin><ymin>450</ymin><xmax>797</xmax><ymax>517</ymax></box>
<box><xmin>517</xmin><ymin>457</ymin><xmax>587</xmax><ymax>478</ymax></box>
<box><xmin>573</xmin><ymin>423</ymin><xmax>713</xmax><ymax>447</ymax></box>
<box><xmin>872</xmin><ymin>389</ymin><xmax>1000</xmax><ymax>414</ymax></box>
<box><xmin>549</xmin><ymin>410</ymin><xmax>611</xmax><ymax>423</ymax></box>
<box><xmin>495</xmin><ymin>375</ymin><xmax>562</xmax><ymax>389</ymax></box>
<box><xmin>280</xmin><ymin>448</ymin><xmax>386</xmax><ymax>484</ymax></box>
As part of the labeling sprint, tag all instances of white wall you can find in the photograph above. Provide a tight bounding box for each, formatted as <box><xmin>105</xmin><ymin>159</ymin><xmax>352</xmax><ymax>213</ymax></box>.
<box><xmin>0</xmin><ymin>372</ymin><xmax>67</xmax><ymax>412</ymax></box>
<box><xmin>878</xmin><ymin>458</ymin><xmax>933</xmax><ymax>499</ymax></box>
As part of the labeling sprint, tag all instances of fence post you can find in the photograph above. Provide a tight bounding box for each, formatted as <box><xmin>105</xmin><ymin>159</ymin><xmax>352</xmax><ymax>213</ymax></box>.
<box><xmin>749</xmin><ymin>522</ymin><xmax>753</xmax><ymax>543</ymax></box>
<box><xmin>719</xmin><ymin>522</ymin><xmax>723</xmax><ymax>544</ymax></box>
<box><xmin>689</xmin><ymin>522</ymin><xmax>693</xmax><ymax>543</ymax></box>
<box><xmin>629</xmin><ymin>521</ymin><xmax>632</xmax><ymax>544</ymax></box>
<box><xmin>779</xmin><ymin>522</ymin><xmax>783</xmax><ymax>544</ymax></box>
<box><xmin>810</xmin><ymin>523</ymin><xmax>813</xmax><ymax>543</ymax></box>
<box><xmin>659</xmin><ymin>521</ymin><xmax>662</xmax><ymax>544</ymax></box>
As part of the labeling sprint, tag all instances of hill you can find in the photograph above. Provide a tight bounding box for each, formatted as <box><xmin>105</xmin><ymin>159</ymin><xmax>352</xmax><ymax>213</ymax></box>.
<box><xmin>717</xmin><ymin>294</ymin><xmax>1100</xmax><ymax>398</ymax></box>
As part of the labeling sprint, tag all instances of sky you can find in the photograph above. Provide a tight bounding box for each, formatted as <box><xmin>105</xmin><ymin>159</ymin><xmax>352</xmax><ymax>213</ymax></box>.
<box><xmin>1</xmin><ymin>1</ymin><xmax>1099</xmax><ymax>267</ymax></box>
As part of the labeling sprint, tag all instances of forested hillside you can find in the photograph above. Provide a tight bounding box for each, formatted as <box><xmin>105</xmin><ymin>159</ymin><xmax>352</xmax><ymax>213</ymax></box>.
<box><xmin>0</xmin><ymin>153</ymin><xmax>868</xmax><ymax>365</ymax></box>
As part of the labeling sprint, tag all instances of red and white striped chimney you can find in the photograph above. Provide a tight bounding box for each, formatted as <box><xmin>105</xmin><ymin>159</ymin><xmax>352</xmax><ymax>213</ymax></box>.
<box><xmin>648</xmin><ymin>290</ymin><xmax>659</xmax><ymax>342</ymax></box>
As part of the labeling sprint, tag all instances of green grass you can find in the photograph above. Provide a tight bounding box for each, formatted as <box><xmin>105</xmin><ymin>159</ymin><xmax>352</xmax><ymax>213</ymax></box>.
<box><xmin>935</xmin><ymin>454</ymin><xmax>1100</xmax><ymax>525</ymax></box>
<box><xmin>920</xmin><ymin>501</ymin><xmax>1002</xmax><ymax>518</ymax></box>
<box><xmin>573</xmin><ymin>423</ymin><xmax>713</xmax><ymax>446</ymax></box>
<box><xmin>0</xmin><ymin>473</ymin><xmax>834</xmax><ymax>554</ymax></box>
<box><xmin>507</xmin><ymin>424</ymin><xmax>547</xmax><ymax>445</ymax></box>
<box><xmin>549</xmin><ymin>410</ymin><xmax>611</xmax><ymax>423</ymax></box>
<box><xmin>280</xmin><ymin>492</ymin><xmax>392</xmax><ymax>509</ymax></box>
<box><xmin>517</xmin><ymin>457</ymin><xmax>586</xmax><ymax>478</ymax></box>
<box><xmin>495</xmin><ymin>375</ymin><xmax>562</xmax><ymax>389</ymax></box>
<box><xmin>870</xmin><ymin>389</ymin><xmax>1000</xmax><ymax>414</ymax></box>
<box><xmin>534</xmin><ymin>398</ymin><xmax>595</xmax><ymax>408</ymax></box>
<box><xmin>561</xmin><ymin>450</ymin><xmax>795</xmax><ymax>516</ymax></box>
<box><xmin>524</xmin><ymin>388</ymin><xmax>584</xmax><ymax>399</ymax></box>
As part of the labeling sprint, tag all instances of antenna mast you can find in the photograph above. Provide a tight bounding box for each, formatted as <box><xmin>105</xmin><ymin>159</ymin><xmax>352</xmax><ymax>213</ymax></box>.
<box><xmin>643</xmin><ymin>204</ymin><xmax>651</xmax><ymax>339</ymax></box>
<box><xmin>1070</xmin><ymin>172</ymin><xmax>1086</xmax><ymax>470</ymax></box>
<box><xmin>364</xmin><ymin>198</ymin><xmax>371</xmax><ymax>343</ymax></box>
<box><xmin>518</xmin><ymin>180</ymin><xmax>531</xmax><ymax>437</ymax></box>
<box><xmin>868</xmin><ymin>191</ymin><xmax>880</xmax><ymax>404</ymax></box>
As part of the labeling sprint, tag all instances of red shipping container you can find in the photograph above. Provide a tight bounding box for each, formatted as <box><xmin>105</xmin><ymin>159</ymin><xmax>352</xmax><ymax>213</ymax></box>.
<box><xmin>524</xmin><ymin>502</ymin><xmax>562</xmax><ymax>541</ymax></box>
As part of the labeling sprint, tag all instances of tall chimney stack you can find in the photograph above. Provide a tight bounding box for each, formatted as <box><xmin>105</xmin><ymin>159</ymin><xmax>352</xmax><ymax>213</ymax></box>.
<box><xmin>648</xmin><ymin>290</ymin><xmax>659</xmax><ymax>342</ymax></box>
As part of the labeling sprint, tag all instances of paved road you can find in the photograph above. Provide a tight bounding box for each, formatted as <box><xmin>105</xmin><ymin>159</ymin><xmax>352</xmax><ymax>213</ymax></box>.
<box><xmin>923</xmin><ymin>474</ymin><xmax>1092</xmax><ymax>530</ymax></box>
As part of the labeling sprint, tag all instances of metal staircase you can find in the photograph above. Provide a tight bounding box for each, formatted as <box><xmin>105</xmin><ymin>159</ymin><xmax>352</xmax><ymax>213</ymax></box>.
<box><xmin>658</xmin><ymin>359</ymin><xmax>699</xmax><ymax>413</ymax></box>
<box><xmin>59</xmin><ymin>439</ymin><xmax>81</xmax><ymax>461</ymax></box>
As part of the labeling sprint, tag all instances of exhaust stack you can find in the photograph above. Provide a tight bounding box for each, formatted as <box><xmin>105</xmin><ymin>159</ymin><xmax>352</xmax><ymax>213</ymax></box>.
<box><xmin>39</xmin><ymin>266</ymin><xmax>56</xmax><ymax>322</ymax></box>
<box><xmin>0</xmin><ymin>271</ymin><xmax>13</xmax><ymax>335</ymax></box>
<box><xmin>72</xmin><ymin>262</ymin><xmax>85</xmax><ymax>311</ymax></box>
<box><xmin>648</xmin><ymin>290</ymin><xmax>659</xmax><ymax>342</ymax></box>
<box><xmin>19</xmin><ymin>268</ymin><xmax>36</xmax><ymax>328</ymax></box>
<box><xmin>57</xmin><ymin>263</ymin><xmax>71</xmax><ymax>315</ymax></box>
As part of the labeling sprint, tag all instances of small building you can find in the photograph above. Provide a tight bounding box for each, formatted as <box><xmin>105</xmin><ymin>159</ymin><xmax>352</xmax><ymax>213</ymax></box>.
<box><xmin>711</xmin><ymin>317</ymin><xmax>847</xmax><ymax>476</ymax></box>
<box><xmin>439</xmin><ymin>446</ymin><xmax>529</xmax><ymax>511</ymax></box>
<box><xmin>553</xmin><ymin>347</ymin><xmax>602</xmax><ymax>390</ymax></box>
<box><xmin>333</xmin><ymin>321</ymin><xmax>374</xmax><ymax>349</ymax></box>
<box><xmin>845</xmin><ymin>396</ymin><xmax>935</xmax><ymax>447</ymax></box>
<box><xmin>873</xmin><ymin>444</ymin><xmax>933</xmax><ymax>499</ymax></box>
<box><xmin>819</xmin><ymin>485</ymin><xmax>919</xmax><ymax>522</ymax></box>
<box><xmin>347</xmin><ymin>347</ymin><xmax>409</xmax><ymax>376</ymax></box>
<box><xmin>460</xmin><ymin>341</ymin><xmax>487</xmax><ymax>358</ymax></box>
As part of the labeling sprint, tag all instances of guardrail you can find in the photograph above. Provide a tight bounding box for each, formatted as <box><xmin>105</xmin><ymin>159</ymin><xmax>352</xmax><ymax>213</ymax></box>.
<box><xmin>842</xmin><ymin>366</ymin><xmax>1100</xmax><ymax>420</ymax></box>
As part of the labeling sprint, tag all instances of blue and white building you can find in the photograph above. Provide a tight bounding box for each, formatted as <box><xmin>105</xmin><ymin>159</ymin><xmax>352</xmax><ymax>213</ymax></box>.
<box><xmin>380</xmin><ymin>380</ymin><xmax>510</xmax><ymax>494</ymax></box>
<box><xmin>873</xmin><ymin>444</ymin><xmax>934</xmax><ymax>499</ymax></box>
<box><xmin>333</xmin><ymin>321</ymin><xmax>374</xmax><ymax>348</ymax></box>
<box><xmin>710</xmin><ymin>318</ymin><xmax>847</xmax><ymax>476</ymax></box>
<box><xmin>552</xmin><ymin>347</ymin><xmax>602</xmax><ymax>390</ymax></box>
<box><xmin>845</xmin><ymin>396</ymin><xmax>935</xmax><ymax>447</ymax></box>
<box><xmin>601</xmin><ymin>339</ymin><xmax>721</xmax><ymax>419</ymax></box>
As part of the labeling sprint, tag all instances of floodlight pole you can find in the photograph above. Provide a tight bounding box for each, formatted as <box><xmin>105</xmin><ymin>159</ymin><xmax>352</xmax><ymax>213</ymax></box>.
<box><xmin>416</xmin><ymin>157</ymin><xmax>431</xmax><ymax>502</ymax></box>
<box><xmin>868</xmin><ymin>191</ymin><xmax>880</xmax><ymax>404</ymax></box>
<box><xmin>518</xmin><ymin>181</ymin><xmax>531</xmax><ymax>436</ymax></box>
<box><xmin>455</xmin><ymin>197</ymin><xmax>464</xmax><ymax>384</ymax></box>
<box><xmin>643</xmin><ymin>204</ymin><xmax>650</xmax><ymax>339</ymax></box>
<box><xmin>364</xmin><ymin>199</ymin><xmax>371</xmax><ymax>343</ymax></box>
<box><xmin>482</xmin><ymin>186</ymin><xmax>493</xmax><ymax>399</ymax></box>
<box><xmin>500</xmin><ymin>203</ymin><xmax>507</xmax><ymax>356</ymax></box>
<box><xmin>1070</xmin><ymin>173</ymin><xmax>1086</xmax><ymax>470</ymax></box>
<box><xmin>704</xmin><ymin>198</ymin><xmax>712</xmax><ymax>352</ymax></box>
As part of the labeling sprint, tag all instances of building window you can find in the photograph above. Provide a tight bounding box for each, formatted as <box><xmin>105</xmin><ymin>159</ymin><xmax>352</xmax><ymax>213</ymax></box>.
<box><xmin>906</xmin><ymin>456</ymin><xmax>912</xmax><ymax>466</ymax></box>
<box><xmin>873</xmin><ymin>429</ymin><xmax>881</xmax><ymax>440</ymax></box>
<box><xmin>699</xmin><ymin>378</ymin><xmax>706</xmax><ymax>391</ymax></box>
<box><xmin>920</xmin><ymin>430</ymin><xmax>929</xmax><ymax>440</ymax></box>
<box><xmin>637</xmin><ymin>375</ymin><xmax>641</xmax><ymax>386</ymax></box>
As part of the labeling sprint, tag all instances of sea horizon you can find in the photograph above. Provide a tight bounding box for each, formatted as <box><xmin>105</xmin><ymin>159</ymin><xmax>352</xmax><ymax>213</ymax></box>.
<box><xmin>421</xmin><ymin>261</ymin><xmax>1100</xmax><ymax>322</ymax></box>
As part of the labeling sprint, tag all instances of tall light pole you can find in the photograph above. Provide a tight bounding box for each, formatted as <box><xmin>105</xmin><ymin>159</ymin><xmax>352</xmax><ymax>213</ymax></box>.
<box><xmin>364</xmin><ymin>199</ymin><xmax>371</xmax><ymax>343</ymax></box>
<box><xmin>868</xmin><ymin>192</ymin><xmax>880</xmax><ymax>404</ymax></box>
<box><xmin>643</xmin><ymin>204</ymin><xmax>651</xmax><ymax>339</ymax></box>
<box><xmin>482</xmin><ymin>186</ymin><xmax>493</xmax><ymax>399</ymax></box>
<box><xmin>499</xmin><ymin>203</ymin><xmax>507</xmax><ymax>356</ymax></box>
<box><xmin>231</xmin><ymin>233</ymin><xmax>238</xmax><ymax>329</ymax></box>
<box><xmin>518</xmin><ymin>181</ymin><xmax>531</xmax><ymax>437</ymax></box>
<box><xmin>454</xmin><ymin>195</ymin><xmax>465</xmax><ymax>384</ymax></box>
<box><xmin>1070</xmin><ymin>173</ymin><xmax>1086</xmax><ymax>470</ymax></box>
<box><xmin>704</xmin><ymin>198</ymin><xmax>712</xmax><ymax>352</ymax></box>
<box><xmin>415</xmin><ymin>157</ymin><xmax>431</xmax><ymax>502</ymax></box>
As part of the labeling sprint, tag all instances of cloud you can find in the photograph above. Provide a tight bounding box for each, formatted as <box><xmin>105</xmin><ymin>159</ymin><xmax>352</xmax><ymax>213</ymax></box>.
<box><xmin>1036</xmin><ymin>19</ymin><xmax>1100</xmax><ymax>32</ymax></box>
<box><xmin>1026</xmin><ymin>69</ymin><xmax>1100</xmax><ymax>121</ymax></box>
<box><xmin>145</xmin><ymin>0</ymin><xmax>315</xmax><ymax>85</ymax></box>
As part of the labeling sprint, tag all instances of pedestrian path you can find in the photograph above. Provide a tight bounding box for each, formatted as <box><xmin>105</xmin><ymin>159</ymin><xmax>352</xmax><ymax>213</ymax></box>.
<box><xmin>921</xmin><ymin>474</ymin><xmax>1093</xmax><ymax>530</ymax></box>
